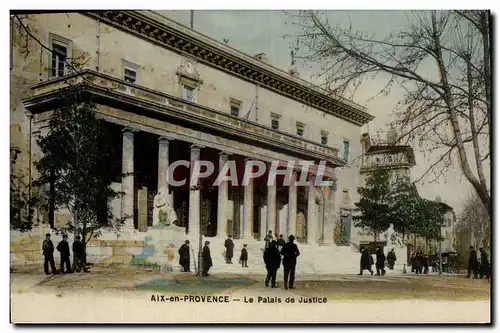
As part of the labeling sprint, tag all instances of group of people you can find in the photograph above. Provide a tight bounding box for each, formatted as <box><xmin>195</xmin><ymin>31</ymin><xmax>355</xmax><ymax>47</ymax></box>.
<box><xmin>41</xmin><ymin>233</ymin><xmax>88</xmax><ymax>275</ymax></box>
<box><xmin>223</xmin><ymin>236</ymin><xmax>248</xmax><ymax>267</ymax></box>
<box><xmin>410</xmin><ymin>251</ymin><xmax>431</xmax><ymax>274</ymax></box>
<box><xmin>358</xmin><ymin>247</ymin><xmax>394</xmax><ymax>276</ymax></box>
<box><xmin>467</xmin><ymin>246</ymin><xmax>490</xmax><ymax>280</ymax></box>
<box><xmin>263</xmin><ymin>230</ymin><xmax>300</xmax><ymax>290</ymax></box>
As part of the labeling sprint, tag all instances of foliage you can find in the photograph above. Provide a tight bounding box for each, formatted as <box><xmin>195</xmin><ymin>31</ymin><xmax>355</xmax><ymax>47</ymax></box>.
<box><xmin>353</xmin><ymin>169</ymin><xmax>392</xmax><ymax>239</ymax></box>
<box><xmin>33</xmin><ymin>84</ymin><xmax>124</xmax><ymax>252</ymax></box>
<box><xmin>288</xmin><ymin>10</ymin><xmax>491</xmax><ymax>216</ymax></box>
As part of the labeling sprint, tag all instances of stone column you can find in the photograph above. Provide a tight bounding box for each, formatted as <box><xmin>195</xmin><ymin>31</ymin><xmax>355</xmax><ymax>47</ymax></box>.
<box><xmin>323</xmin><ymin>184</ymin><xmax>335</xmax><ymax>245</ymax></box>
<box><xmin>157</xmin><ymin>136</ymin><xmax>173</xmax><ymax>203</ymax></box>
<box><xmin>287</xmin><ymin>171</ymin><xmax>297</xmax><ymax>237</ymax></box>
<box><xmin>121</xmin><ymin>127</ymin><xmax>136</xmax><ymax>230</ymax></box>
<box><xmin>307</xmin><ymin>179</ymin><xmax>317</xmax><ymax>245</ymax></box>
<box><xmin>266</xmin><ymin>184</ymin><xmax>277</xmax><ymax>237</ymax></box>
<box><xmin>188</xmin><ymin>144</ymin><xmax>201</xmax><ymax>236</ymax></box>
<box><xmin>217</xmin><ymin>152</ymin><xmax>231</xmax><ymax>238</ymax></box>
<box><xmin>242</xmin><ymin>168</ymin><xmax>254</xmax><ymax>240</ymax></box>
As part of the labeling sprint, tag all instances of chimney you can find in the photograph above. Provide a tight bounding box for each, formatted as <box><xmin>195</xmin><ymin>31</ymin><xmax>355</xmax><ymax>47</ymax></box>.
<box><xmin>254</xmin><ymin>53</ymin><xmax>268</xmax><ymax>63</ymax></box>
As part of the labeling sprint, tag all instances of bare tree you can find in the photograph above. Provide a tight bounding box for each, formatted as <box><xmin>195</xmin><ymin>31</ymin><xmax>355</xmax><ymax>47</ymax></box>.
<box><xmin>288</xmin><ymin>10</ymin><xmax>491</xmax><ymax>216</ymax></box>
<box><xmin>456</xmin><ymin>191</ymin><xmax>490</xmax><ymax>250</ymax></box>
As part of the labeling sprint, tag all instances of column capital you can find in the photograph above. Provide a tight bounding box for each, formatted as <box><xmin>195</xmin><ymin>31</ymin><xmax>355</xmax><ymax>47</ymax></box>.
<box><xmin>190</xmin><ymin>143</ymin><xmax>204</xmax><ymax>150</ymax></box>
<box><xmin>219</xmin><ymin>151</ymin><xmax>233</xmax><ymax>157</ymax></box>
<box><xmin>158</xmin><ymin>135</ymin><xmax>173</xmax><ymax>143</ymax></box>
<box><xmin>122</xmin><ymin>126</ymin><xmax>138</xmax><ymax>135</ymax></box>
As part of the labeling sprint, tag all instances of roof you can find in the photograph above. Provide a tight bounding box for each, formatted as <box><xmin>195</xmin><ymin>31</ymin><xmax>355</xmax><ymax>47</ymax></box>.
<box><xmin>81</xmin><ymin>10</ymin><xmax>375</xmax><ymax>126</ymax></box>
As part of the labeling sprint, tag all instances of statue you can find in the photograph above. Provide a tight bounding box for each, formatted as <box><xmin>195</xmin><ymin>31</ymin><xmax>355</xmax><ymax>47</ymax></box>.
<box><xmin>153</xmin><ymin>191</ymin><xmax>178</xmax><ymax>227</ymax></box>
<box><xmin>385</xmin><ymin>223</ymin><xmax>404</xmax><ymax>247</ymax></box>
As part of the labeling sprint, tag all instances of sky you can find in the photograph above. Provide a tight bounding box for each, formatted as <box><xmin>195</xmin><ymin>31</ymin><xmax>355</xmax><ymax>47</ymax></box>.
<box><xmin>156</xmin><ymin>9</ymin><xmax>487</xmax><ymax>214</ymax></box>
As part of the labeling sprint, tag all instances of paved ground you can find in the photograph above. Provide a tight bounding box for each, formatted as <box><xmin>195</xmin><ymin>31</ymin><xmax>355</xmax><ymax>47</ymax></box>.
<box><xmin>10</xmin><ymin>266</ymin><xmax>491</xmax><ymax>323</ymax></box>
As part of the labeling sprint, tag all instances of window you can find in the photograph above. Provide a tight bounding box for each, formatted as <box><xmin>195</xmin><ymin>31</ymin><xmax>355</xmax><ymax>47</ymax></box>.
<box><xmin>231</xmin><ymin>106</ymin><xmax>240</xmax><ymax>116</ymax></box>
<box><xmin>343</xmin><ymin>140</ymin><xmax>350</xmax><ymax>161</ymax></box>
<box><xmin>296</xmin><ymin>122</ymin><xmax>305</xmax><ymax>137</ymax></box>
<box><xmin>342</xmin><ymin>189</ymin><xmax>350</xmax><ymax>202</ymax></box>
<box><xmin>321</xmin><ymin>130</ymin><xmax>329</xmax><ymax>145</ymax></box>
<box><xmin>230</xmin><ymin>98</ymin><xmax>241</xmax><ymax>117</ymax></box>
<box><xmin>183</xmin><ymin>86</ymin><xmax>195</xmax><ymax>102</ymax></box>
<box><xmin>124</xmin><ymin>68</ymin><xmax>137</xmax><ymax>84</ymax></box>
<box><xmin>387</xmin><ymin>155</ymin><xmax>393</xmax><ymax>163</ymax></box>
<box><xmin>271</xmin><ymin>113</ymin><xmax>280</xmax><ymax>130</ymax></box>
<box><xmin>122</xmin><ymin>60</ymin><xmax>140</xmax><ymax>84</ymax></box>
<box><xmin>51</xmin><ymin>43</ymin><xmax>67</xmax><ymax>78</ymax></box>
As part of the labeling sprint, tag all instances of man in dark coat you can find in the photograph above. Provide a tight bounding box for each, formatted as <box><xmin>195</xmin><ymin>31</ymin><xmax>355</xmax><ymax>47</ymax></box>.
<box><xmin>375</xmin><ymin>247</ymin><xmax>386</xmax><ymax>276</ymax></box>
<box><xmin>240</xmin><ymin>244</ymin><xmax>248</xmax><ymax>267</ymax></box>
<box><xmin>277</xmin><ymin>234</ymin><xmax>286</xmax><ymax>248</ymax></box>
<box><xmin>479</xmin><ymin>248</ymin><xmax>490</xmax><ymax>280</ymax></box>
<box><xmin>264</xmin><ymin>240</ymin><xmax>281</xmax><ymax>288</ymax></box>
<box><xmin>467</xmin><ymin>246</ymin><xmax>479</xmax><ymax>279</ymax></box>
<box><xmin>224</xmin><ymin>236</ymin><xmax>234</xmax><ymax>264</ymax></box>
<box><xmin>280</xmin><ymin>235</ymin><xmax>300</xmax><ymax>290</ymax></box>
<box><xmin>42</xmin><ymin>233</ymin><xmax>57</xmax><ymax>275</ymax></box>
<box><xmin>358</xmin><ymin>247</ymin><xmax>373</xmax><ymax>276</ymax></box>
<box><xmin>56</xmin><ymin>234</ymin><xmax>72</xmax><ymax>274</ymax></box>
<box><xmin>178</xmin><ymin>240</ymin><xmax>191</xmax><ymax>272</ymax></box>
<box><xmin>387</xmin><ymin>249</ymin><xmax>397</xmax><ymax>270</ymax></box>
<box><xmin>202</xmin><ymin>241</ymin><xmax>213</xmax><ymax>276</ymax></box>
<box><xmin>72</xmin><ymin>235</ymin><xmax>89</xmax><ymax>273</ymax></box>
<box><xmin>264</xmin><ymin>230</ymin><xmax>274</xmax><ymax>250</ymax></box>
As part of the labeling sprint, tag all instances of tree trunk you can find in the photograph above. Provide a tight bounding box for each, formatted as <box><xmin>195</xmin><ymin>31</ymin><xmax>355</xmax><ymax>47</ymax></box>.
<box><xmin>431</xmin><ymin>12</ymin><xmax>490</xmax><ymax>217</ymax></box>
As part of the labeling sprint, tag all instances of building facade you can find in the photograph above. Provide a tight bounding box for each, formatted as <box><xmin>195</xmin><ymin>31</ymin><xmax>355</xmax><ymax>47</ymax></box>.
<box><xmin>10</xmin><ymin>11</ymin><xmax>373</xmax><ymax>245</ymax></box>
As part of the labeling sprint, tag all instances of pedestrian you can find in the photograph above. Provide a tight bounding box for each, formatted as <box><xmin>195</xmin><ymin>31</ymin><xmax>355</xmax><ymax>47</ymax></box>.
<box><xmin>422</xmin><ymin>253</ymin><xmax>429</xmax><ymax>274</ymax></box>
<box><xmin>240</xmin><ymin>244</ymin><xmax>248</xmax><ymax>267</ymax></box>
<box><xmin>264</xmin><ymin>240</ymin><xmax>281</xmax><ymax>288</ymax></box>
<box><xmin>56</xmin><ymin>234</ymin><xmax>72</xmax><ymax>274</ymax></box>
<box><xmin>479</xmin><ymin>248</ymin><xmax>489</xmax><ymax>280</ymax></box>
<box><xmin>72</xmin><ymin>235</ymin><xmax>89</xmax><ymax>273</ymax></box>
<box><xmin>224</xmin><ymin>235</ymin><xmax>234</xmax><ymax>264</ymax></box>
<box><xmin>280</xmin><ymin>235</ymin><xmax>300</xmax><ymax>290</ymax></box>
<box><xmin>387</xmin><ymin>248</ymin><xmax>397</xmax><ymax>270</ymax></box>
<box><xmin>375</xmin><ymin>247</ymin><xmax>386</xmax><ymax>276</ymax></box>
<box><xmin>277</xmin><ymin>234</ymin><xmax>285</xmax><ymax>249</ymax></box>
<box><xmin>42</xmin><ymin>233</ymin><xmax>57</xmax><ymax>275</ymax></box>
<box><xmin>412</xmin><ymin>252</ymin><xmax>421</xmax><ymax>274</ymax></box>
<box><xmin>467</xmin><ymin>246</ymin><xmax>479</xmax><ymax>279</ymax></box>
<box><xmin>178</xmin><ymin>240</ymin><xmax>191</xmax><ymax>272</ymax></box>
<box><xmin>358</xmin><ymin>247</ymin><xmax>373</xmax><ymax>276</ymax></box>
<box><xmin>264</xmin><ymin>230</ymin><xmax>274</xmax><ymax>250</ymax></box>
<box><xmin>202</xmin><ymin>241</ymin><xmax>213</xmax><ymax>276</ymax></box>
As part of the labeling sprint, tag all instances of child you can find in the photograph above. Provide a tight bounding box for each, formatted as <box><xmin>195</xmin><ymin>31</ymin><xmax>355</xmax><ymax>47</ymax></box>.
<box><xmin>240</xmin><ymin>244</ymin><xmax>248</xmax><ymax>267</ymax></box>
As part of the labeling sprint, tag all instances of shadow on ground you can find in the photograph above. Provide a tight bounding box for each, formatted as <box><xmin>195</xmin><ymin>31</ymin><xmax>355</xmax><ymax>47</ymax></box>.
<box><xmin>135</xmin><ymin>275</ymin><xmax>256</xmax><ymax>294</ymax></box>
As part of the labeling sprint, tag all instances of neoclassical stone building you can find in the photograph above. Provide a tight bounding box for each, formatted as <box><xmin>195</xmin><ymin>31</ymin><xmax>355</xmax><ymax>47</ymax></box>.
<box><xmin>11</xmin><ymin>11</ymin><xmax>373</xmax><ymax>245</ymax></box>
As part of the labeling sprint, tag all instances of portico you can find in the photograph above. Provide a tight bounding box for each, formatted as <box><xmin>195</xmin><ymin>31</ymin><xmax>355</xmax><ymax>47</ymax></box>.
<box><xmin>23</xmin><ymin>70</ymin><xmax>345</xmax><ymax>244</ymax></box>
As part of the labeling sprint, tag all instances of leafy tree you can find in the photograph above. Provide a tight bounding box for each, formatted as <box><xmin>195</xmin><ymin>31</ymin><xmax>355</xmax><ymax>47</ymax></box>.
<box><xmin>389</xmin><ymin>180</ymin><xmax>421</xmax><ymax>242</ymax></box>
<box><xmin>289</xmin><ymin>10</ymin><xmax>491</xmax><ymax>217</ymax></box>
<box><xmin>354</xmin><ymin>169</ymin><xmax>392</xmax><ymax>240</ymax></box>
<box><xmin>415</xmin><ymin>199</ymin><xmax>446</xmax><ymax>242</ymax></box>
<box><xmin>34</xmin><ymin>84</ymin><xmax>124</xmax><ymax>260</ymax></box>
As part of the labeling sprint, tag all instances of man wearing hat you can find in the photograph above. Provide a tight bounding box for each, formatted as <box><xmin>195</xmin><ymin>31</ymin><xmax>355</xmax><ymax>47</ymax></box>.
<box><xmin>56</xmin><ymin>234</ymin><xmax>72</xmax><ymax>274</ymax></box>
<box><xmin>280</xmin><ymin>235</ymin><xmax>300</xmax><ymax>290</ymax></box>
<box><xmin>201</xmin><ymin>241</ymin><xmax>213</xmax><ymax>276</ymax></box>
<box><xmin>42</xmin><ymin>233</ymin><xmax>57</xmax><ymax>275</ymax></box>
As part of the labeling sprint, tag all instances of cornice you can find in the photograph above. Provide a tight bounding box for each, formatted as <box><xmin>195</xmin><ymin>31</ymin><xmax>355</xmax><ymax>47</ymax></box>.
<box><xmin>81</xmin><ymin>10</ymin><xmax>374</xmax><ymax>126</ymax></box>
